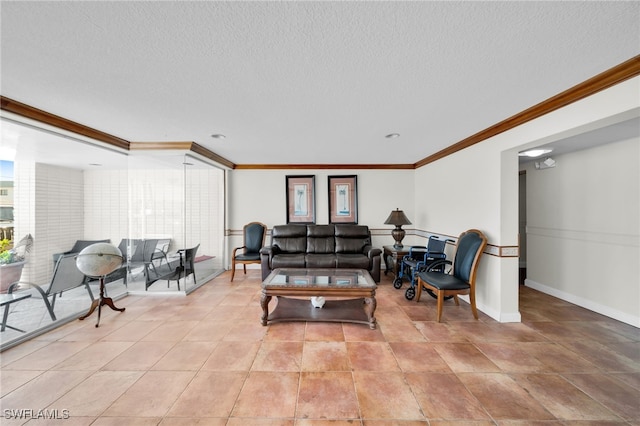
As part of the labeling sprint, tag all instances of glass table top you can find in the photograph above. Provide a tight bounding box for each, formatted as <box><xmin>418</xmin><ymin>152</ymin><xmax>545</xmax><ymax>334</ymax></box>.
<box><xmin>264</xmin><ymin>268</ymin><xmax>375</xmax><ymax>288</ymax></box>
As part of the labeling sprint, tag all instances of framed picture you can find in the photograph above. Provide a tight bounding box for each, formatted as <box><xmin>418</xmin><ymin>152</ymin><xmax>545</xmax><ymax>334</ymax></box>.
<box><xmin>328</xmin><ymin>175</ymin><xmax>358</xmax><ymax>224</ymax></box>
<box><xmin>286</xmin><ymin>175</ymin><xmax>316</xmax><ymax>224</ymax></box>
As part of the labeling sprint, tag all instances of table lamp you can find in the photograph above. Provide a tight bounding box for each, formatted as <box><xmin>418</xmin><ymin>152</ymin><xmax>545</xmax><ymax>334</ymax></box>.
<box><xmin>384</xmin><ymin>209</ymin><xmax>412</xmax><ymax>248</ymax></box>
<box><xmin>75</xmin><ymin>242</ymin><xmax>126</xmax><ymax>327</ymax></box>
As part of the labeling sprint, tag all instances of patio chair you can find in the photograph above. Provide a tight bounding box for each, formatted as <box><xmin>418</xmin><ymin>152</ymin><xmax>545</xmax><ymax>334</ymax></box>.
<box><xmin>151</xmin><ymin>239</ymin><xmax>171</xmax><ymax>269</ymax></box>
<box><xmin>127</xmin><ymin>239</ymin><xmax>159</xmax><ymax>276</ymax></box>
<box><xmin>117</xmin><ymin>238</ymin><xmax>142</xmax><ymax>262</ymax></box>
<box><xmin>145</xmin><ymin>244</ymin><xmax>200</xmax><ymax>291</ymax></box>
<box><xmin>52</xmin><ymin>239</ymin><xmax>110</xmax><ymax>265</ymax></box>
<box><xmin>8</xmin><ymin>253</ymin><xmax>94</xmax><ymax>321</ymax></box>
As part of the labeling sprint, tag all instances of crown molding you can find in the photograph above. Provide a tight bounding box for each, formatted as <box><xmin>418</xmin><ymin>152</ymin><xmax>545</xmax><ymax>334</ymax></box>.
<box><xmin>0</xmin><ymin>96</ymin><xmax>130</xmax><ymax>150</ymax></box>
<box><xmin>129</xmin><ymin>141</ymin><xmax>236</xmax><ymax>169</ymax></box>
<box><xmin>3</xmin><ymin>55</ymin><xmax>638</xmax><ymax>171</ymax></box>
<box><xmin>234</xmin><ymin>163</ymin><xmax>414</xmax><ymax>170</ymax></box>
<box><xmin>414</xmin><ymin>54</ymin><xmax>640</xmax><ymax>168</ymax></box>
<box><xmin>0</xmin><ymin>96</ymin><xmax>236</xmax><ymax>169</ymax></box>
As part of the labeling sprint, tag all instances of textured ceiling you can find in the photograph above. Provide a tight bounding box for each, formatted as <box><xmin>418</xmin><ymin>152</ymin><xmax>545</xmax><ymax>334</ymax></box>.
<box><xmin>1</xmin><ymin>1</ymin><xmax>638</xmax><ymax>166</ymax></box>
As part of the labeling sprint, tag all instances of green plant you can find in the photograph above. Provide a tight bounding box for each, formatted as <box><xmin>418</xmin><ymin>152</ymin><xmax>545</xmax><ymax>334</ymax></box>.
<box><xmin>0</xmin><ymin>234</ymin><xmax>33</xmax><ymax>265</ymax></box>
<box><xmin>0</xmin><ymin>238</ymin><xmax>11</xmax><ymax>252</ymax></box>
<box><xmin>0</xmin><ymin>238</ymin><xmax>14</xmax><ymax>264</ymax></box>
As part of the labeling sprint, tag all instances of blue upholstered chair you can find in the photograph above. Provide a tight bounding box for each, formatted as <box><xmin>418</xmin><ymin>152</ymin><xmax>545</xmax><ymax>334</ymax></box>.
<box><xmin>415</xmin><ymin>229</ymin><xmax>487</xmax><ymax>322</ymax></box>
<box><xmin>231</xmin><ymin>222</ymin><xmax>267</xmax><ymax>281</ymax></box>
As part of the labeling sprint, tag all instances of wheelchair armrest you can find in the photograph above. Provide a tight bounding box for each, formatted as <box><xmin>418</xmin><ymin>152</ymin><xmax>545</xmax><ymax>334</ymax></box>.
<box><xmin>407</xmin><ymin>246</ymin><xmax>427</xmax><ymax>255</ymax></box>
<box><xmin>427</xmin><ymin>251</ymin><xmax>447</xmax><ymax>259</ymax></box>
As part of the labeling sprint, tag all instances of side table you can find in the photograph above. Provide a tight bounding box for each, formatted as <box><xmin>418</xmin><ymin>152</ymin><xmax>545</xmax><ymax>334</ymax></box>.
<box><xmin>382</xmin><ymin>245</ymin><xmax>410</xmax><ymax>279</ymax></box>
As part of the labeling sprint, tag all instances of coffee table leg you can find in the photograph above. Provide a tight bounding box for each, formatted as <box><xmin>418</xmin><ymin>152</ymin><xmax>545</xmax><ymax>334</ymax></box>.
<box><xmin>260</xmin><ymin>293</ymin><xmax>271</xmax><ymax>326</ymax></box>
<box><xmin>364</xmin><ymin>297</ymin><xmax>377</xmax><ymax>329</ymax></box>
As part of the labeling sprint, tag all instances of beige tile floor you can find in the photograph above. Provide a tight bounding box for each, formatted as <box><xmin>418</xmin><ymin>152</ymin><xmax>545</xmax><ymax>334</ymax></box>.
<box><xmin>0</xmin><ymin>269</ymin><xmax>638</xmax><ymax>425</ymax></box>
<box><xmin>0</xmin><ymin>260</ymin><xmax>220</xmax><ymax>349</ymax></box>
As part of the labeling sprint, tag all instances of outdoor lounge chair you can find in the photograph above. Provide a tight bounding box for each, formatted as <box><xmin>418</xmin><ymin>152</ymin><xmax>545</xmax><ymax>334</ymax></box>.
<box><xmin>8</xmin><ymin>253</ymin><xmax>94</xmax><ymax>321</ymax></box>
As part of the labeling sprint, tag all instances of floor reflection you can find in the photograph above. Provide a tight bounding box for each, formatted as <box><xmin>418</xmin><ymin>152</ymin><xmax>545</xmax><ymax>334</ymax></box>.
<box><xmin>0</xmin><ymin>258</ymin><xmax>222</xmax><ymax>350</ymax></box>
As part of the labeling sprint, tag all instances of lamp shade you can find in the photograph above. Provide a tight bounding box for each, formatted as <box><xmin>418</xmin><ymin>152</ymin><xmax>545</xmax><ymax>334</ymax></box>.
<box><xmin>384</xmin><ymin>209</ymin><xmax>412</xmax><ymax>226</ymax></box>
<box><xmin>384</xmin><ymin>209</ymin><xmax>411</xmax><ymax>248</ymax></box>
<box><xmin>75</xmin><ymin>243</ymin><xmax>124</xmax><ymax>278</ymax></box>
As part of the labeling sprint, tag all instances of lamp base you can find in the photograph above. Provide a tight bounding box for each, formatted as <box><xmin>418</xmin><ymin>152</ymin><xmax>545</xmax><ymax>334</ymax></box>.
<box><xmin>79</xmin><ymin>277</ymin><xmax>125</xmax><ymax>327</ymax></box>
<box><xmin>391</xmin><ymin>226</ymin><xmax>406</xmax><ymax>249</ymax></box>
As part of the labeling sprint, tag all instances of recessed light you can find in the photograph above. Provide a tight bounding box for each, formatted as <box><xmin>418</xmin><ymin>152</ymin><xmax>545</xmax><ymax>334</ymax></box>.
<box><xmin>519</xmin><ymin>148</ymin><xmax>553</xmax><ymax>158</ymax></box>
<box><xmin>385</xmin><ymin>133</ymin><xmax>400</xmax><ymax>139</ymax></box>
<box><xmin>89</xmin><ymin>163</ymin><xmax>102</xmax><ymax>166</ymax></box>
<box><xmin>211</xmin><ymin>134</ymin><xmax>226</xmax><ymax>139</ymax></box>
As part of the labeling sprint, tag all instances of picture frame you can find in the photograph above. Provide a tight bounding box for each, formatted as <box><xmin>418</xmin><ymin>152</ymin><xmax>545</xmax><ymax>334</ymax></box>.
<box><xmin>286</xmin><ymin>175</ymin><xmax>316</xmax><ymax>224</ymax></box>
<box><xmin>328</xmin><ymin>175</ymin><xmax>358</xmax><ymax>224</ymax></box>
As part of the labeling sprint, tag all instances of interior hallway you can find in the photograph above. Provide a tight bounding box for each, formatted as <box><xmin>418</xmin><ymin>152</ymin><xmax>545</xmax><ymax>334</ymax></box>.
<box><xmin>1</xmin><ymin>270</ymin><xmax>639</xmax><ymax>425</ymax></box>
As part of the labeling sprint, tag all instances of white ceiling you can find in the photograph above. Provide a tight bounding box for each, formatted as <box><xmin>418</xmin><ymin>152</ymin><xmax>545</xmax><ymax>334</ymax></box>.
<box><xmin>1</xmin><ymin>1</ymin><xmax>638</xmax><ymax>166</ymax></box>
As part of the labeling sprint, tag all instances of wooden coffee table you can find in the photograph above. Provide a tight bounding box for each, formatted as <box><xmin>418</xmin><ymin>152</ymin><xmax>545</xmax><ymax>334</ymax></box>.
<box><xmin>261</xmin><ymin>268</ymin><xmax>377</xmax><ymax>329</ymax></box>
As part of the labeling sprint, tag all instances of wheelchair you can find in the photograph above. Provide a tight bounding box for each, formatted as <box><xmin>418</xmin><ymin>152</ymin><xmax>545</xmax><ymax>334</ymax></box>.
<box><xmin>393</xmin><ymin>236</ymin><xmax>452</xmax><ymax>300</ymax></box>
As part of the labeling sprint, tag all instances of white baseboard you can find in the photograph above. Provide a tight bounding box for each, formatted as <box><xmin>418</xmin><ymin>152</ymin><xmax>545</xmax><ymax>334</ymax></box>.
<box><xmin>454</xmin><ymin>295</ymin><xmax>522</xmax><ymax>323</ymax></box>
<box><xmin>525</xmin><ymin>279</ymin><xmax>640</xmax><ymax>328</ymax></box>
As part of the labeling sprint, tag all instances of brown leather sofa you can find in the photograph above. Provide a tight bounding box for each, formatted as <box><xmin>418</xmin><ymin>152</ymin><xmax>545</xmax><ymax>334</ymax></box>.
<box><xmin>260</xmin><ymin>224</ymin><xmax>382</xmax><ymax>282</ymax></box>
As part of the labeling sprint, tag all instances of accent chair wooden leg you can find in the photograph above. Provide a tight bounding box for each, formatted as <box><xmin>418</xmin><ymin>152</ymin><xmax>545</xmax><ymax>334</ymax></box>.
<box><xmin>436</xmin><ymin>290</ymin><xmax>445</xmax><ymax>322</ymax></box>
<box><xmin>470</xmin><ymin>291</ymin><xmax>479</xmax><ymax>319</ymax></box>
<box><xmin>452</xmin><ymin>295</ymin><xmax>460</xmax><ymax>306</ymax></box>
<box><xmin>415</xmin><ymin>278</ymin><xmax>423</xmax><ymax>302</ymax></box>
<box><xmin>243</xmin><ymin>264</ymin><xmax>247</xmax><ymax>274</ymax></box>
<box><xmin>230</xmin><ymin>259</ymin><xmax>236</xmax><ymax>281</ymax></box>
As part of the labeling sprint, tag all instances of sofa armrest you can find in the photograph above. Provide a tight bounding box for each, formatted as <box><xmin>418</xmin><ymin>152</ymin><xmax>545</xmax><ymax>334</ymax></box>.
<box><xmin>260</xmin><ymin>246</ymin><xmax>280</xmax><ymax>281</ymax></box>
<box><xmin>260</xmin><ymin>245</ymin><xmax>281</xmax><ymax>257</ymax></box>
<box><xmin>363</xmin><ymin>245</ymin><xmax>382</xmax><ymax>259</ymax></box>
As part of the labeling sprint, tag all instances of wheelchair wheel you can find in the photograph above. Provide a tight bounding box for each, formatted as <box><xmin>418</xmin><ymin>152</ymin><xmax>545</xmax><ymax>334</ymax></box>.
<box><xmin>405</xmin><ymin>286</ymin><xmax>415</xmax><ymax>300</ymax></box>
<box><xmin>423</xmin><ymin>259</ymin><xmax>454</xmax><ymax>300</ymax></box>
<box><xmin>393</xmin><ymin>277</ymin><xmax>403</xmax><ymax>289</ymax></box>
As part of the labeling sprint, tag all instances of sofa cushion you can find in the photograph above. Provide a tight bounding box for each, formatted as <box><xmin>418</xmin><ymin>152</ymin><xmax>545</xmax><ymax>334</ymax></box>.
<box><xmin>307</xmin><ymin>225</ymin><xmax>335</xmax><ymax>254</ymax></box>
<box><xmin>336</xmin><ymin>253</ymin><xmax>371</xmax><ymax>269</ymax></box>
<box><xmin>335</xmin><ymin>224</ymin><xmax>370</xmax><ymax>253</ymax></box>
<box><xmin>272</xmin><ymin>224</ymin><xmax>307</xmax><ymax>253</ymax></box>
<box><xmin>306</xmin><ymin>253</ymin><xmax>337</xmax><ymax>268</ymax></box>
<box><xmin>272</xmin><ymin>253</ymin><xmax>306</xmax><ymax>269</ymax></box>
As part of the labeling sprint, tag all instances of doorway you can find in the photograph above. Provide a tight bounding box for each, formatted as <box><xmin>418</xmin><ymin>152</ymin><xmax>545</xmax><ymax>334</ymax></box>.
<box><xmin>518</xmin><ymin>170</ymin><xmax>526</xmax><ymax>285</ymax></box>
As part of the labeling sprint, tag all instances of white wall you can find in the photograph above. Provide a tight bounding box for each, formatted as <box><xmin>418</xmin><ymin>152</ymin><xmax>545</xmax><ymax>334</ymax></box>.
<box><xmin>15</xmin><ymin>163</ymin><xmax>84</xmax><ymax>284</ymax></box>
<box><xmin>84</xmin><ymin>167</ymin><xmax>225</xmax><ymax>270</ymax></box>
<box><xmin>413</xmin><ymin>76</ymin><xmax>640</xmax><ymax>323</ymax></box>
<box><xmin>228</xmin><ymin>77</ymin><xmax>640</xmax><ymax>324</ymax></box>
<box><xmin>84</xmin><ymin>169</ymin><xmax>129</xmax><ymax>245</ymax></box>
<box><xmin>525</xmin><ymin>137</ymin><xmax>639</xmax><ymax>326</ymax></box>
<box><xmin>227</xmin><ymin>169</ymin><xmax>415</xmax><ymax>268</ymax></box>
<box><xmin>413</xmin><ymin>142</ymin><xmax>518</xmax><ymax>321</ymax></box>
<box><xmin>185</xmin><ymin>168</ymin><xmax>225</xmax><ymax>268</ymax></box>
<box><xmin>11</xmin><ymin>144</ymin><xmax>226</xmax><ymax>291</ymax></box>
